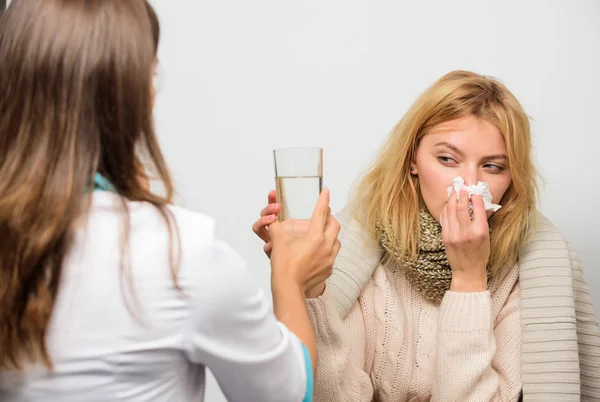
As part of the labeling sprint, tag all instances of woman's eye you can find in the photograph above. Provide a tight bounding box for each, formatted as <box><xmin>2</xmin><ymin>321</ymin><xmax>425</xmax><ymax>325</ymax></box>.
<box><xmin>484</xmin><ymin>163</ymin><xmax>505</xmax><ymax>172</ymax></box>
<box><xmin>438</xmin><ymin>156</ymin><xmax>456</xmax><ymax>164</ymax></box>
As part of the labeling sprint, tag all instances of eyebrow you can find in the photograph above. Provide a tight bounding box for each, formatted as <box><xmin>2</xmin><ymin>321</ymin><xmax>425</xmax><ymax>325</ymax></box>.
<box><xmin>434</xmin><ymin>141</ymin><xmax>508</xmax><ymax>162</ymax></box>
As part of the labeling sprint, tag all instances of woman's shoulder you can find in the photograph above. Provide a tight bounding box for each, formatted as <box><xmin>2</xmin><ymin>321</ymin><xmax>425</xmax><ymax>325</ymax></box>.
<box><xmin>90</xmin><ymin>192</ymin><xmax>217</xmax><ymax>243</ymax></box>
<box><xmin>91</xmin><ymin>193</ymin><xmax>244</xmax><ymax>274</ymax></box>
<box><xmin>522</xmin><ymin>213</ymin><xmax>573</xmax><ymax>253</ymax></box>
<box><xmin>518</xmin><ymin>213</ymin><xmax>582</xmax><ymax>285</ymax></box>
<box><xmin>162</xmin><ymin>204</ymin><xmax>247</xmax><ymax>275</ymax></box>
<box><xmin>167</xmin><ymin>203</ymin><xmax>217</xmax><ymax>246</ymax></box>
<box><xmin>533</xmin><ymin>213</ymin><xmax>563</xmax><ymax>235</ymax></box>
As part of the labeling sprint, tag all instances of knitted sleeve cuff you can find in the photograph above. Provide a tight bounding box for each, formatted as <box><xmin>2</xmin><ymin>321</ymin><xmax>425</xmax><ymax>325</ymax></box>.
<box><xmin>439</xmin><ymin>290</ymin><xmax>493</xmax><ymax>332</ymax></box>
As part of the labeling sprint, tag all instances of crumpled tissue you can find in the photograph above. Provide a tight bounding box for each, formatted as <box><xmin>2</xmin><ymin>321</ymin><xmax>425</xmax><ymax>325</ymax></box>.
<box><xmin>446</xmin><ymin>176</ymin><xmax>502</xmax><ymax>213</ymax></box>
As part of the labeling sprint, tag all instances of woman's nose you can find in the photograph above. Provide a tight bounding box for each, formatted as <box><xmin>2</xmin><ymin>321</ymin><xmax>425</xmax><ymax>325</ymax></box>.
<box><xmin>461</xmin><ymin>169</ymin><xmax>479</xmax><ymax>186</ymax></box>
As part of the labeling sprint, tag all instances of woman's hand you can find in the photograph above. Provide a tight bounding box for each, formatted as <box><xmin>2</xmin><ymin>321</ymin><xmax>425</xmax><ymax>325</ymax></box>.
<box><xmin>252</xmin><ymin>190</ymin><xmax>334</xmax><ymax>297</ymax></box>
<box><xmin>251</xmin><ymin>191</ymin><xmax>312</xmax><ymax>256</ymax></box>
<box><xmin>441</xmin><ymin>188</ymin><xmax>490</xmax><ymax>292</ymax></box>
<box><xmin>252</xmin><ymin>190</ymin><xmax>279</xmax><ymax>258</ymax></box>
<box><xmin>268</xmin><ymin>188</ymin><xmax>341</xmax><ymax>295</ymax></box>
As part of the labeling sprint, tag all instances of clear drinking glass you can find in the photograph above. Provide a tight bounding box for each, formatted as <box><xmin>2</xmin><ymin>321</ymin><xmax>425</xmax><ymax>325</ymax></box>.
<box><xmin>273</xmin><ymin>147</ymin><xmax>323</xmax><ymax>222</ymax></box>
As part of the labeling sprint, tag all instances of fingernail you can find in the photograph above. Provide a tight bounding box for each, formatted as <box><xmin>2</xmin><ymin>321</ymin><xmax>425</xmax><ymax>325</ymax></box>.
<box><xmin>324</xmin><ymin>187</ymin><xmax>330</xmax><ymax>194</ymax></box>
<box><xmin>268</xmin><ymin>214</ymin><xmax>276</xmax><ymax>220</ymax></box>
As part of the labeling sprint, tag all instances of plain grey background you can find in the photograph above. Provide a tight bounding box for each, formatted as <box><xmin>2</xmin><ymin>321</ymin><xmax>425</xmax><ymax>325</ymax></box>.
<box><xmin>7</xmin><ymin>0</ymin><xmax>599</xmax><ymax>400</ymax></box>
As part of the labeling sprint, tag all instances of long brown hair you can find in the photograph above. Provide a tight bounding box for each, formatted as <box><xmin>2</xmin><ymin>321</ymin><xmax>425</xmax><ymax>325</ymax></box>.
<box><xmin>0</xmin><ymin>0</ymin><xmax>178</xmax><ymax>370</ymax></box>
<box><xmin>353</xmin><ymin>70</ymin><xmax>539</xmax><ymax>275</ymax></box>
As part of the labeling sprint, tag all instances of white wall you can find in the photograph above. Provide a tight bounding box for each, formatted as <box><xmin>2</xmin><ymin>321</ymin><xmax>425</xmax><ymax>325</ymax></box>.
<box><xmin>150</xmin><ymin>0</ymin><xmax>600</xmax><ymax>400</ymax></box>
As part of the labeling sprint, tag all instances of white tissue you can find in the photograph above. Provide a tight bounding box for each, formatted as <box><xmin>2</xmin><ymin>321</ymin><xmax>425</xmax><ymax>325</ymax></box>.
<box><xmin>446</xmin><ymin>176</ymin><xmax>502</xmax><ymax>212</ymax></box>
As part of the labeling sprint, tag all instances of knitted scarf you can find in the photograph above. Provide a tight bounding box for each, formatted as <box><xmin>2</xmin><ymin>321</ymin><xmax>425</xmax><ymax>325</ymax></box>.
<box><xmin>377</xmin><ymin>208</ymin><xmax>490</xmax><ymax>304</ymax></box>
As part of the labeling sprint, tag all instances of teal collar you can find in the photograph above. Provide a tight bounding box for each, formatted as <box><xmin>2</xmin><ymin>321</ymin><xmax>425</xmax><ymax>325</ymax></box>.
<box><xmin>93</xmin><ymin>173</ymin><xmax>116</xmax><ymax>192</ymax></box>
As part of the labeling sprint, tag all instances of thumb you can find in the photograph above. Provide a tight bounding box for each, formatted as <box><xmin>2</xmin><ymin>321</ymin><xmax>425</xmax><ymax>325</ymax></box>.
<box><xmin>309</xmin><ymin>187</ymin><xmax>330</xmax><ymax>235</ymax></box>
<box><xmin>268</xmin><ymin>220</ymin><xmax>284</xmax><ymax>243</ymax></box>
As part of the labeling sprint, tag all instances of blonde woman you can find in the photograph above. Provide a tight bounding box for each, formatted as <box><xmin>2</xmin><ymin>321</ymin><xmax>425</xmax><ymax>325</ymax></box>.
<box><xmin>253</xmin><ymin>70</ymin><xmax>600</xmax><ymax>401</ymax></box>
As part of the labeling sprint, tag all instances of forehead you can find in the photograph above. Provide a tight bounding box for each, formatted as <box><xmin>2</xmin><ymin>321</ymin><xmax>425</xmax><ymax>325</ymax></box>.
<box><xmin>420</xmin><ymin>116</ymin><xmax>507</xmax><ymax>154</ymax></box>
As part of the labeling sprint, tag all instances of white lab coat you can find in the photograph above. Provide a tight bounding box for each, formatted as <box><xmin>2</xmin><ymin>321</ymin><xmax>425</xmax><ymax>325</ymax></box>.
<box><xmin>0</xmin><ymin>192</ymin><xmax>308</xmax><ymax>402</ymax></box>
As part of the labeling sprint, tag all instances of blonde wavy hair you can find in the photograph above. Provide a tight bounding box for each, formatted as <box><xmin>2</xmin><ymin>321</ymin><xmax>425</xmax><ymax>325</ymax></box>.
<box><xmin>352</xmin><ymin>70</ymin><xmax>539</xmax><ymax>275</ymax></box>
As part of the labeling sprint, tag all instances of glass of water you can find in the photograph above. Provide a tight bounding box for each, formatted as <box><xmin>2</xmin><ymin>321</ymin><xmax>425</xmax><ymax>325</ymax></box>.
<box><xmin>273</xmin><ymin>147</ymin><xmax>323</xmax><ymax>222</ymax></box>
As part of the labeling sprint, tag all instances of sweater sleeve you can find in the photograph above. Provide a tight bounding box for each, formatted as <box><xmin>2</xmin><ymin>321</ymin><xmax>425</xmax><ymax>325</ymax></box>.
<box><xmin>305</xmin><ymin>290</ymin><xmax>374</xmax><ymax>402</ymax></box>
<box><xmin>432</xmin><ymin>285</ymin><xmax>522</xmax><ymax>402</ymax></box>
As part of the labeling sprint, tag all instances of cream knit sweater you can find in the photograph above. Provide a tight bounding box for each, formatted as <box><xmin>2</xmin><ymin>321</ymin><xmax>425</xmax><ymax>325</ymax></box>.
<box><xmin>306</xmin><ymin>209</ymin><xmax>600</xmax><ymax>401</ymax></box>
<box><xmin>307</xmin><ymin>261</ymin><xmax>521</xmax><ymax>401</ymax></box>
